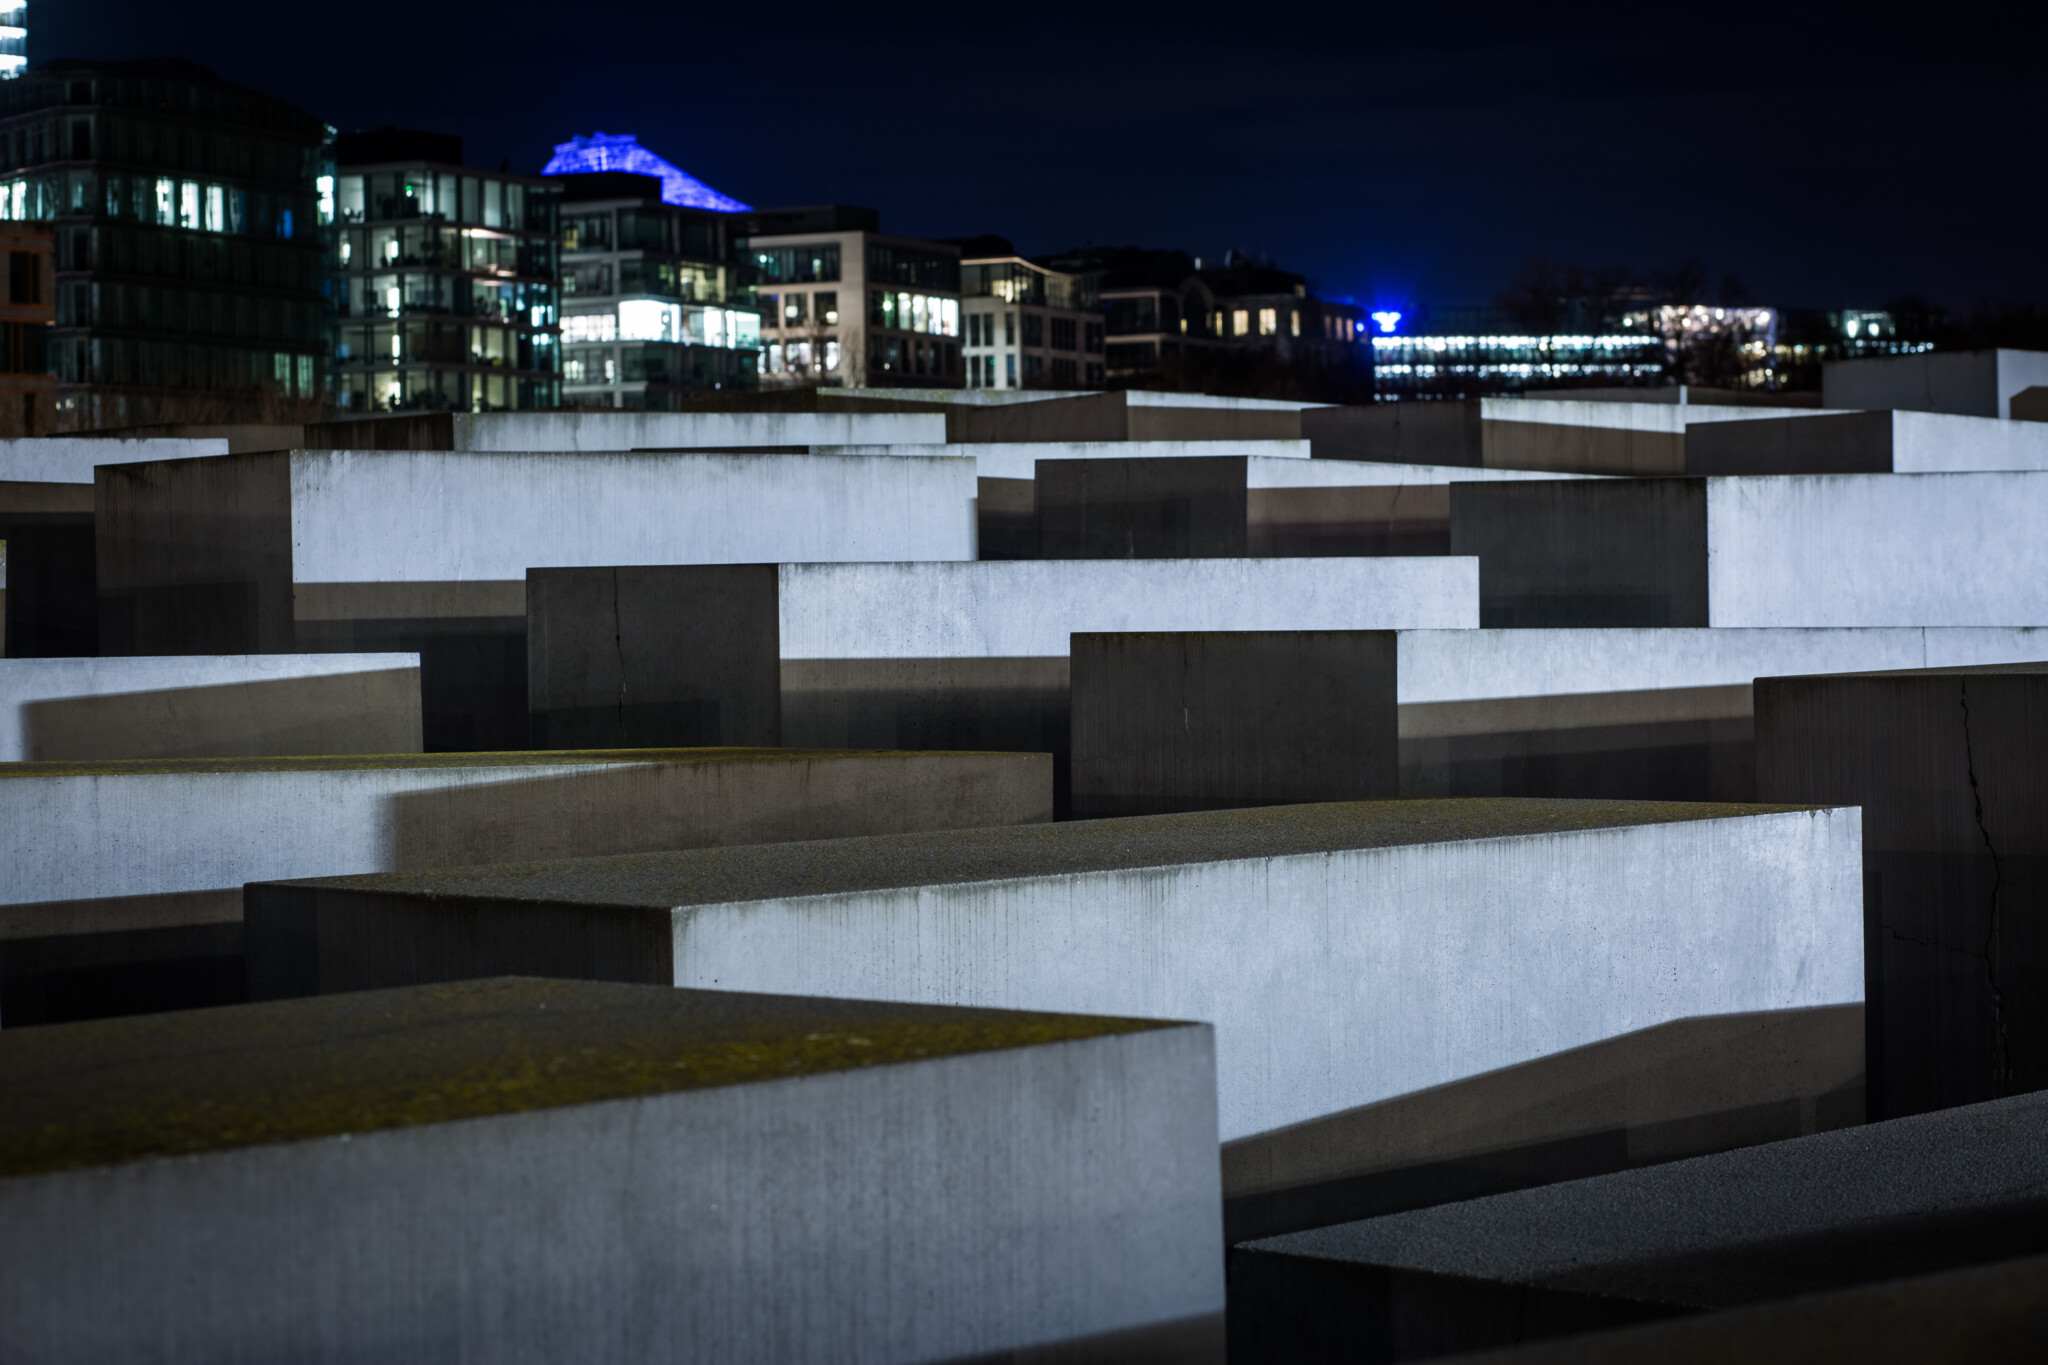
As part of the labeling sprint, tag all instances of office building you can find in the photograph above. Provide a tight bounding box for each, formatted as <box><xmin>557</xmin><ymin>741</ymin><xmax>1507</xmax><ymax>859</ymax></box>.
<box><xmin>541</xmin><ymin>137</ymin><xmax>761</xmax><ymax>406</ymax></box>
<box><xmin>0</xmin><ymin>3</ymin><xmax>23</xmax><ymax>81</ymax></box>
<box><xmin>1369</xmin><ymin>304</ymin><xmax>1667</xmax><ymax>398</ymax></box>
<box><xmin>957</xmin><ymin>239</ymin><xmax>1102</xmax><ymax>390</ymax></box>
<box><xmin>331</xmin><ymin>127</ymin><xmax>560</xmax><ymax>414</ymax></box>
<box><xmin>0</xmin><ymin>221</ymin><xmax>49</xmax><ymax>431</ymax></box>
<box><xmin>0</xmin><ymin>58</ymin><xmax>329</xmax><ymax>429</ymax></box>
<box><xmin>744</xmin><ymin>205</ymin><xmax>961</xmax><ymax>388</ymax></box>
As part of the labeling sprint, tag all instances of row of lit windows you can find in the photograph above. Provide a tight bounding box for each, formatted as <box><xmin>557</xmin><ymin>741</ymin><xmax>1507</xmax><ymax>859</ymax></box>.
<box><xmin>867</xmin><ymin>290</ymin><xmax>958</xmax><ymax>337</ymax></box>
<box><xmin>963</xmin><ymin>309</ymin><xmax>1104</xmax><ymax>354</ymax></box>
<box><xmin>561</xmin><ymin>303</ymin><xmax>760</xmax><ymax>350</ymax></box>
<box><xmin>335</xmin><ymin>371</ymin><xmax>557</xmax><ymax>414</ymax></box>
<box><xmin>0</xmin><ymin>170</ymin><xmax>309</xmax><ymax>239</ymax></box>
<box><xmin>762</xmin><ymin>290</ymin><xmax>837</xmax><ymax>329</ymax></box>
<box><xmin>760</xmin><ymin>339</ymin><xmax>840</xmax><ymax>377</ymax></box>
<box><xmin>336</xmin><ymin>275</ymin><xmax>555</xmax><ymax>326</ymax></box>
<box><xmin>334</xmin><ymin>322</ymin><xmax>551</xmax><ymax>370</ymax></box>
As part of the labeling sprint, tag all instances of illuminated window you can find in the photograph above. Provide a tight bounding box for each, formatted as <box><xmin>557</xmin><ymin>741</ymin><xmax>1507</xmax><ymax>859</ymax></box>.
<box><xmin>155</xmin><ymin>178</ymin><xmax>175</xmax><ymax>227</ymax></box>
<box><xmin>204</xmin><ymin>185</ymin><xmax>225</xmax><ymax>233</ymax></box>
<box><xmin>783</xmin><ymin>293</ymin><xmax>807</xmax><ymax>327</ymax></box>
<box><xmin>818</xmin><ymin>291</ymin><xmax>839</xmax><ymax>326</ymax></box>
<box><xmin>619</xmin><ymin>299</ymin><xmax>681</xmax><ymax>341</ymax></box>
<box><xmin>1233</xmin><ymin>309</ymin><xmax>1249</xmax><ymax>336</ymax></box>
<box><xmin>562</xmin><ymin>313</ymin><xmax>619</xmax><ymax>343</ymax></box>
<box><xmin>1258</xmin><ymin>308</ymin><xmax>1277</xmax><ymax>336</ymax></box>
<box><xmin>180</xmin><ymin>183</ymin><xmax>200</xmax><ymax>231</ymax></box>
<box><xmin>825</xmin><ymin>340</ymin><xmax>840</xmax><ymax>371</ymax></box>
<box><xmin>940</xmin><ymin>298</ymin><xmax>959</xmax><ymax>337</ymax></box>
<box><xmin>1289</xmin><ymin>310</ymin><xmax>1299</xmax><ymax>337</ymax></box>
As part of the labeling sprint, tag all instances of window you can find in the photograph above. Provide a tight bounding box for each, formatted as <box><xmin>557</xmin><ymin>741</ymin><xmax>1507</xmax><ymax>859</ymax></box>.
<box><xmin>866</xmin><ymin>242</ymin><xmax>959</xmax><ymax>290</ymax></box>
<box><xmin>1289</xmin><ymin>309</ymin><xmax>1300</xmax><ymax>337</ymax></box>
<box><xmin>1258</xmin><ymin>308</ymin><xmax>1277</xmax><ymax>336</ymax></box>
<box><xmin>752</xmin><ymin>243</ymin><xmax>840</xmax><ymax>283</ymax></box>
<box><xmin>1233</xmin><ymin>309</ymin><xmax>1250</xmax><ymax>337</ymax></box>
<box><xmin>783</xmin><ymin>293</ymin><xmax>807</xmax><ymax>327</ymax></box>
<box><xmin>1084</xmin><ymin>322</ymin><xmax>1103</xmax><ymax>354</ymax></box>
<box><xmin>1004</xmin><ymin>311</ymin><xmax>1016</xmax><ymax>345</ymax></box>
<box><xmin>760</xmin><ymin>293</ymin><xmax>777</xmax><ymax>327</ymax></box>
<box><xmin>1005</xmin><ymin>353</ymin><xmax>1016</xmax><ymax>385</ymax></box>
<box><xmin>1050</xmin><ymin>317</ymin><xmax>1077</xmax><ymax>352</ymax></box>
<box><xmin>817</xmin><ymin>291</ymin><xmax>838</xmax><ymax>326</ymax></box>
<box><xmin>824</xmin><ymin>339</ymin><xmax>840</xmax><ymax>371</ymax></box>
<box><xmin>204</xmin><ymin>185</ymin><xmax>225</xmax><ymax>233</ymax></box>
<box><xmin>1022</xmin><ymin>313</ymin><xmax>1043</xmax><ymax>348</ymax></box>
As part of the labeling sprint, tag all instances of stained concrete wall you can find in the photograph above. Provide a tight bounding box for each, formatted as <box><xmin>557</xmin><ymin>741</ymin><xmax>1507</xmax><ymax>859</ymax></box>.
<box><xmin>0</xmin><ymin>653</ymin><xmax>421</xmax><ymax>761</ymax></box>
<box><xmin>96</xmin><ymin>450</ymin><xmax>978</xmax><ymax>749</ymax></box>
<box><xmin>1686</xmin><ymin>408</ymin><xmax>2048</xmax><ymax>474</ymax></box>
<box><xmin>0</xmin><ymin>437</ymin><xmax>228</xmax><ymax>485</ymax></box>
<box><xmin>0</xmin><ymin>979</ymin><xmax>1223</xmax><ymax>1364</ymax></box>
<box><xmin>1453</xmin><ymin>474</ymin><xmax>2048</xmax><ymax>629</ymax></box>
<box><xmin>1037</xmin><ymin>457</ymin><xmax>1249</xmax><ymax>558</ymax></box>
<box><xmin>1229</xmin><ymin>1089</ymin><xmax>2048</xmax><ymax>1363</ymax></box>
<box><xmin>307</xmin><ymin>410</ymin><xmax>950</xmax><ymax>450</ymax></box>
<box><xmin>1755</xmin><ymin>665</ymin><xmax>2048</xmax><ymax>1121</ymax></box>
<box><xmin>0</xmin><ymin>749</ymin><xmax>1052</xmax><ymax>1027</ymax></box>
<box><xmin>1396</xmin><ymin>626</ymin><xmax>2048</xmax><ymax>802</ymax></box>
<box><xmin>1222</xmin><ymin>1003</ymin><xmax>1864</xmax><ymax>1243</ymax></box>
<box><xmin>1070</xmin><ymin>631</ymin><xmax>1398</xmax><ymax>817</ymax></box>
<box><xmin>1823</xmin><ymin>348</ymin><xmax>2048</xmax><ymax>418</ymax></box>
<box><xmin>247</xmin><ymin>800</ymin><xmax>1864</xmax><ymax>1143</ymax></box>
<box><xmin>952</xmin><ymin>390</ymin><xmax>1306</xmax><ymax>443</ymax></box>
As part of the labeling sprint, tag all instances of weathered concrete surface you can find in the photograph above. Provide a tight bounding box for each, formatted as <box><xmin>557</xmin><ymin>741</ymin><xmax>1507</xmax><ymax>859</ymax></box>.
<box><xmin>0</xmin><ymin>436</ymin><xmax>228</xmax><ymax>485</ymax></box>
<box><xmin>0</xmin><ymin>977</ymin><xmax>1222</xmax><ymax>1365</ymax></box>
<box><xmin>1070</xmin><ymin>631</ymin><xmax>1398</xmax><ymax>817</ymax></box>
<box><xmin>1755</xmin><ymin>664</ymin><xmax>2048</xmax><ymax>1120</ymax></box>
<box><xmin>952</xmin><ymin>390</ymin><xmax>1307</xmax><ymax>443</ymax></box>
<box><xmin>1824</xmin><ymin>348</ymin><xmax>2048</xmax><ymax>418</ymax></box>
<box><xmin>1396</xmin><ymin>627</ymin><xmax>2048</xmax><ymax>802</ymax></box>
<box><xmin>305</xmin><ymin>409</ymin><xmax>950</xmax><ymax>450</ymax></box>
<box><xmin>1453</xmin><ymin>474</ymin><xmax>2048</xmax><ymax>628</ymax></box>
<box><xmin>96</xmin><ymin>449</ymin><xmax>977</xmax><ymax>749</ymax></box>
<box><xmin>821</xmin><ymin>438</ymin><xmax>1312</xmax><ymax>480</ymax></box>
<box><xmin>1037</xmin><ymin>457</ymin><xmax>1251</xmax><ymax>558</ymax></box>
<box><xmin>0</xmin><ymin>748</ymin><xmax>1051</xmax><ymax>1027</ymax></box>
<box><xmin>0</xmin><ymin>653</ymin><xmax>421</xmax><ymax>761</ymax></box>
<box><xmin>1222</xmin><ymin>1004</ymin><xmax>1864</xmax><ymax>1243</ymax></box>
<box><xmin>1686</xmin><ymin>408</ymin><xmax>2048</xmax><ymax>474</ymax></box>
<box><xmin>246</xmin><ymin>799</ymin><xmax>1863</xmax><ymax>1143</ymax></box>
<box><xmin>1306</xmin><ymin>399</ymin><xmax>1838</xmax><ymax>474</ymax></box>
<box><xmin>1230</xmin><ymin>1089</ymin><xmax>2048</xmax><ymax>1362</ymax></box>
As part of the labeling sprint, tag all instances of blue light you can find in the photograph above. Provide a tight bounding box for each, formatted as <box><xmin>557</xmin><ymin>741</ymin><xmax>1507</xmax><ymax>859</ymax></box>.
<box><xmin>542</xmin><ymin>132</ymin><xmax>751</xmax><ymax>213</ymax></box>
<box><xmin>1371</xmin><ymin>310</ymin><xmax>1403</xmax><ymax>334</ymax></box>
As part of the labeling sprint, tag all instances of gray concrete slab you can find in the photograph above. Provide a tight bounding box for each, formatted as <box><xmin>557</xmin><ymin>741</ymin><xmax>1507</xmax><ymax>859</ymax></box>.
<box><xmin>2014</xmin><ymin>386</ymin><xmax>2048</xmax><ymax>422</ymax></box>
<box><xmin>245</xmin><ymin>798</ymin><xmax>1862</xmax><ymax>1143</ymax></box>
<box><xmin>1755</xmin><ymin>663</ymin><xmax>2048</xmax><ymax>1119</ymax></box>
<box><xmin>950</xmin><ymin>389</ymin><xmax>1307</xmax><ymax>443</ymax></box>
<box><xmin>1230</xmin><ymin>1089</ymin><xmax>2048</xmax><ymax>1362</ymax></box>
<box><xmin>1070</xmin><ymin>631</ymin><xmax>1398</xmax><ymax>817</ymax></box>
<box><xmin>0</xmin><ymin>653</ymin><xmax>421</xmax><ymax>761</ymax></box>
<box><xmin>1686</xmin><ymin>408</ymin><xmax>2048</xmax><ymax>474</ymax></box>
<box><xmin>306</xmin><ymin>409</ymin><xmax>951</xmax><ymax>450</ymax></box>
<box><xmin>1452</xmin><ymin>473</ymin><xmax>2048</xmax><ymax>628</ymax></box>
<box><xmin>1223</xmin><ymin>1004</ymin><xmax>1864</xmax><ymax>1243</ymax></box>
<box><xmin>96</xmin><ymin>448</ymin><xmax>977</xmax><ymax>749</ymax></box>
<box><xmin>0</xmin><ymin>977</ymin><xmax>1222</xmax><ymax>1364</ymax></box>
<box><xmin>0</xmin><ymin>436</ymin><xmax>228</xmax><ymax>484</ymax></box>
<box><xmin>1824</xmin><ymin>348</ymin><xmax>2048</xmax><ymax>418</ymax></box>
<box><xmin>0</xmin><ymin>748</ymin><xmax>1050</xmax><ymax>1027</ymax></box>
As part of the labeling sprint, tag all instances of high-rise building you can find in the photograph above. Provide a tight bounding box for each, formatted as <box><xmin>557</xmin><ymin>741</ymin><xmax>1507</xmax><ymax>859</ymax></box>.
<box><xmin>957</xmin><ymin>240</ymin><xmax>1102</xmax><ymax>390</ymax></box>
<box><xmin>541</xmin><ymin>135</ymin><xmax>761</xmax><ymax>407</ymax></box>
<box><xmin>0</xmin><ymin>3</ymin><xmax>25</xmax><ymax>81</ymax></box>
<box><xmin>0</xmin><ymin>220</ymin><xmax>51</xmax><ymax>432</ymax></box>
<box><xmin>0</xmin><ymin>58</ymin><xmax>329</xmax><ymax>429</ymax></box>
<box><xmin>331</xmin><ymin>128</ymin><xmax>561</xmax><ymax>414</ymax></box>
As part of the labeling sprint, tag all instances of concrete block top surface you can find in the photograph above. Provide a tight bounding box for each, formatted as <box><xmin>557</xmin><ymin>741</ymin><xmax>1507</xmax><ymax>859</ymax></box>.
<box><xmin>1484</xmin><ymin>398</ymin><xmax>1848</xmax><ymax>433</ymax></box>
<box><xmin>263</xmin><ymin>797</ymin><xmax>1827</xmax><ymax>910</ymax></box>
<box><xmin>1761</xmin><ymin>660</ymin><xmax>2048</xmax><ymax>683</ymax></box>
<box><xmin>0</xmin><ymin>436</ymin><xmax>228</xmax><ymax>484</ymax></box>
<box><xmin>1125</xmin><ymin>390</ymin><xmax>1331</xmax><ymax>411</ymax></box>
<box><xmin>0</xmin><ymin>977</ymin><xmax>1183</xmax><ymax>1180</ymax></box>
<box><xmin>1246</xmin><ymin>457</ymin><xmax>1608</xmax><ymax>488</ymax></box>
<box><xmin>0</xmin><ymin>653</ymin><xmax>419</xmax><ymax>691</ymax></box>
<box><xmin>1242</xmin><ymin>1088</ymin><xmax>2048</xmax><ymax>1298</ymax></box>
<box><xmin>446</xmin><ymin>410</ymin><xmax>949</xmax><ymax>450</ymax></box>
<box><xmin>0</xmin><ymin>745</ymin><xmax>1024</xmax><ymax>782</ymax></box>
<box><xmin>821</xmin><ymin>440</ymin><xmax>1311</xmax><ymax>480</ymax></box>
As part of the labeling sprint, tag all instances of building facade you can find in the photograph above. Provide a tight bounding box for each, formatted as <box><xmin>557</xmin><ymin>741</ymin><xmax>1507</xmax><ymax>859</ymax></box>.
<box><xmin>959</xmin><ymin>248</ymin><xmax>1102</xmax><ymax>390</ymax></box>
<box><xmin>744</xmin><ymin>208</ymin><xmax>962</xmax><ymax>388</ymax></box>
<box><xmin>0</xmin><ymin>58</ymin><xmax>329</xmax><ymax>429</ymax></box>
<box><xmin>0</xmin><ymin>3</ymin><xmax>24</xmax><ymax>81</ymax></box>
<box><xmin>0</xmin><ymin>220</ymin><xmax>51</xmax><ymax>432</ymax></box>
<box><xmin>331</xmin><ymin>128</ymin><xmax>560</xmax><ymax>414</ymax></box>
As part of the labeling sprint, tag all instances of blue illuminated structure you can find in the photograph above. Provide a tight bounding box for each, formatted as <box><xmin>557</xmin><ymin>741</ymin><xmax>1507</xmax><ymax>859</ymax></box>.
<box><xmin>1370</xmin><ymin>310</ymin><xmax>1403</xmax><ymax>334</ymax></box>
<box><xmin>541</xmin><ymin>132</ymin><xmax>750</xmax><ymax>213</ymax></box>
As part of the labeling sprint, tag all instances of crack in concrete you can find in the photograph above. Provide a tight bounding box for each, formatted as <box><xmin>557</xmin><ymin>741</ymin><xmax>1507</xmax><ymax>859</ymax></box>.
<box><xmin>1958</xmin><ymin>679</ymin><xmax>2012</xmax><ymax>1093</ymax></box>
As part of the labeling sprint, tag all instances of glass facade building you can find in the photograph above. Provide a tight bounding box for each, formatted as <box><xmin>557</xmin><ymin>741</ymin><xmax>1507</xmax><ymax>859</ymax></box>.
<box><xmin>552</xmin><ymin>169</ymin><xmax>759</xmax><ymax>407</ymax></box>
<box><xmin>331</xmin><ymin>129</ymin><xmax>560</xmax><ymax>413</ymax></box>
<box><xmin>960</xmin><ymin>254</ymin><xmax>1102</xmax><ymax>390</ymax></box>
<box><xmin>0</xmin><ymin>58</ymin><xmax>329</xmax><ymax>429</ymax></box>
<box><xmin>0</xmin><ymin>4</ymin><xmax>23</xmax><ymax>81</ymax></box>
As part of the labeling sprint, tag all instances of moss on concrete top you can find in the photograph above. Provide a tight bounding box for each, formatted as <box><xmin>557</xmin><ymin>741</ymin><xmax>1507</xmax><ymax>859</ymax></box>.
<box><xmin>273</xmin><ymin>797</ymin><xmax>1831</xmax><ymax>912</ymax></box>
<box><xmin>0</xmin><ymin>747</ymin><xmax>1032</xmax><ymax>780</ymax></box>
<box><xmin>1761</xmin><ymin>662</ymin><xmax>2048</xmax><ymax>684</ymax></box>
<box><xmin>0</xmin><ymin>977</ymin><xmax>1176</xmax><ymax>1180</ymax></box>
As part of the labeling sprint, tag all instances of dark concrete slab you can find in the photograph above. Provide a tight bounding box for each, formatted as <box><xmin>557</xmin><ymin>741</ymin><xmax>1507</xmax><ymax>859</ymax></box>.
<box><xmin>1035</xmin><ymin>457</ymin><xmax>1249</xmax><ymax>559</ymax></box>
<box><xmin>1755</xmin><ymin>663</ymin><xmax>2048</xmax><ymax>1119</ymax></box>
<box><xmin>1070</xmin><ymin>630</ymin><xmax>1397</xmax><ymax>817</ymax></box>
<box><xmin>1450</xmin><ymin>479</ymin><xmax>1708</xmax><ymax>628</ymax></box>
<box><xmin>1230</xmin><ymin>1090</ymin><xmax>2048</xmax><ymax>1362</ymax></box>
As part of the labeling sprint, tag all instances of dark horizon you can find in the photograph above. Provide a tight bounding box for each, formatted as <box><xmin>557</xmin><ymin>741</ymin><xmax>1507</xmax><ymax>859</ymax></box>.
<box><xmin>35</xmin><ymin>1</ymin><xmax>2048</xmax><ymax>316</ymax></box>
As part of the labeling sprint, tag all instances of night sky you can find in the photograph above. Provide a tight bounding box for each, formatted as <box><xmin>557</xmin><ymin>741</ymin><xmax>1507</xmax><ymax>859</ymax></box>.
<box><xmin>39</xmin><ymin>1</ymin><xmax>2048</xmax><ymax>314</ymax></box>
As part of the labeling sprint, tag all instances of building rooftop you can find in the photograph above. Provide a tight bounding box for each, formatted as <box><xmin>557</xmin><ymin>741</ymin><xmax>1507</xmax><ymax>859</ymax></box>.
<box><xmin>543</xmin><ymin>132</ymin><xmax>749</xmax><ymax>213</ymax></box>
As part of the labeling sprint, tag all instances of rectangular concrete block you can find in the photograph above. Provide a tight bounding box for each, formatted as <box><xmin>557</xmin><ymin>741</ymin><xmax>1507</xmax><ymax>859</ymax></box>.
<box><xmin>0</xmin><ymin>436</ymin><xmax>229</xmax><ymax>485</ymax></box>
<box><xmin>1070</xmin><ymin>631</ymin><xmax>1398</xmax><ymax>817</ymax></box>
<box><xmin>1823</xmin><ymin>347</ymin><xmax>2048</xmax><ymax>418</ymax></box>
<box><xmin>305</xmin><ymin>409</ymin><xmax>951</xmax><ymax>450</ymax></box>
<box><xmin>820</xmin><ymin>437</ymin><xmax>1313</xmax><ymax>480</ymax></box>
<box><xmin>0</xmin><ymin>653</ymin><xmax>422</xmax><ymax>761</ymax></box>
<box><xmin>1686</xmin><ymin>408</ymin><xmax>2048</xmax><ymax>474</ymax></box>
<box><xmin>0</xmin><ymin>478</ymin><xmax>95</xmax><ymax>657</ymax></box>
<box><xmin>0</xmin><ymin>977</ymin><xmax>1223</xmax><ymax>1363</ymax></box>
<box><xmin>1229</xmin><ymin>1089</ymin><xmax>2048</xmax><ymax>1362</ymax></box>
<box><xmin>1755</xmin><ymin>663</ymin><xmax>2048</xmax><ymax>1120</ymax></box>
<box><xmin>952</xmin><ymin>389</ymin><xmax>1306</xmax><ymax>443</ymax></box>
<box><xmin>1222</xmin><ymin>1003</ymin><xmax>1864</xmax><ymax>1243</ymax></box>
<box><xmin>1452</xmin><ymin>473</ymin><xmax>2048</xmax><ymax>628</ymax></box>
<box><xmin>245</xmin><ymin>798</ymin><xmax>1864</xmax><ymax>1143</ymax></box>
<box><xmin>0</xmin><ymin>748</ymin><xmax>1052</xmax><ymax>1027</ymax></box>
<box><xmin>96</xmin><ymin>449</ymin><xmax>978</xmax><ymax>749</ymax></box>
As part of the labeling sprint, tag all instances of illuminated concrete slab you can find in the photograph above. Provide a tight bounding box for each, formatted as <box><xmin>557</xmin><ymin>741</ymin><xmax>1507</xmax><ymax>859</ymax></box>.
<box><xmin>1452</xmin><ymin>473</ymin><xmax>2048</xmax><ymax>627</ymax></box>
<box><xmin>0</xmin><ymin>748</ymin><xmax>1050</xmax><ymax>1027</ymax></box>
<box><xmin>949</xmin><ymin>388</ymin><xmax>1310</xmax><ymax>443</ymax></box>
<box><xmin>1223</xmin><ymin>1004</ymin><xmax>1863</xmax><ymax>1243</ymax></box>
<box><xmin>246</xmin><ymin>798</ymin><xmax>1863</xmax><ymax>1143</ymax></box>
<box><xmin>304</xmin><ymin>408</ymin><xmax>949</xmax><ymax>450</ymax></box>
<box><xmin>1823</xmin><ymin>347</ymin><xmax>2048</xmax><ymax>418</ymax></box>
<box><xmin>1756</xmin><ymin>663</ymin><xmax>2048</xmax><ymax>1120</ymax></box>
<box><xmin>1686</xmin><ymin>408</ymin><xmax>2048</xmax><ymax>474</ymax></box>
<box><xmin>0</xmin><ymin>436</ymin><xmax>228</xmax><ymax>485</ymax></box>
<box><xmin>0</xmin><ymin>978</ymin><xmax>1222</xmax><ymax>1364</ymax></box>
<box><xmin>1306</xmin><ymin>397</ymin><xmax>1842</xmax><ymax>475</ymax></box>
<box><xmin>97</xmin><ymin>448</ymin><xmax>977</xmax><ymax>748</ymax></box>
<box><xmin>0</xmin><ymin>653</ymin><xmax>421</xmax><ymax>762</ymax></box>
<box><xmin>1229</xmin><ymin>1090</ymin><xmax>2048</xmax><ymax>1363</ymax></box>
